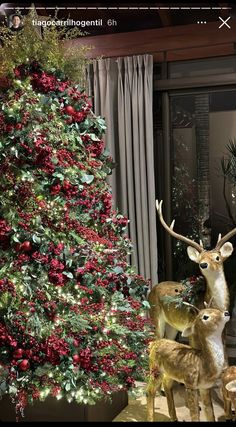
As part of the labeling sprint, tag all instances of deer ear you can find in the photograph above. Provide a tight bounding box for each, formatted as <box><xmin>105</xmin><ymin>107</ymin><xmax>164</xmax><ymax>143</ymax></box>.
<box><xmin>225</xmin><ymin>380</ymin><xmax>236</xmax><ymax>393</ymax></box>
<box><xmin>181</xmin><ymin>325</ymin><xmax>193</xmax><ymax>337</ymax></box>
<box><xmin>187</xmin><ymin>246</ymin><xmax>201</xmax><ymax>263</ymax></box>
<box><xmin>219</xmin><ymin>242</ymin><xmax>233</xmax><ymax>260</ymax></box>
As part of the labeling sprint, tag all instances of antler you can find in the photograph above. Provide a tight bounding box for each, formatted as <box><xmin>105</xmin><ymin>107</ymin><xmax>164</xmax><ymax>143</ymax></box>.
<box><xmin>215</xmin><ymin>228</ymin><xmax>236</xmax><ymax>250</ymax></box>
<box><xmin>182</xmin><ymin>301</ymin><xmax>200</xmax><ymax>313</ymax></box>
<box><xmin>156</xmin><ymin>200</ymin><xmax>203</xmax><ymax>253</ymax></box>
<box><xmin>204</xmin><ymin>297</ymin><xmax>214</xmax><ymax>308</ymax></box>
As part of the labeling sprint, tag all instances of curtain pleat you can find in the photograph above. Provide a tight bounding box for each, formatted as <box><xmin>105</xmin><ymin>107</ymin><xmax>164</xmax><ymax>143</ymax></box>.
<box><xmin>87</xmin><ymin>55</ymin><xmax>158</xmax><ymax>285</ymax></box>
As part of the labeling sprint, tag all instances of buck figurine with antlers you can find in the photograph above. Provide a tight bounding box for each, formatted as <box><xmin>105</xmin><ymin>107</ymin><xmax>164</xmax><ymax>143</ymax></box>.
<box><xmin>146</xmin><ymin>306</ymin><xmax>230</xmax><ymax>421</ymax></box>
<box><xmin>148</xmin><ymin>200</ymin><xmax>236</xmax><ymax>339</ymax></box>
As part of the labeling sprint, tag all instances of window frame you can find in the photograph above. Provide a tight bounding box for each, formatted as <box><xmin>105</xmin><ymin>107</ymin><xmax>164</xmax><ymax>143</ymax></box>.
<box><xmin>154</xmin><ymin>69</ymin><xmax>236</xmax><ymax>279</ymax></box>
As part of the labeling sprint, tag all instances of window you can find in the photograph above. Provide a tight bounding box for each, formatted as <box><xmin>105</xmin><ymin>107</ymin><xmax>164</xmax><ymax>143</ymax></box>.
<box><xmin>154</xmin><ymin>61</ymin><xmax>236</xmax><ymax>284</ymax></box>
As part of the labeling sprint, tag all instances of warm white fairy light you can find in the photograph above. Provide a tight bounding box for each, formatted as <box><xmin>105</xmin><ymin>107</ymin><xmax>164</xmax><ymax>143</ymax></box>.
<box><xmin>75</xmin><ymin>388</ymin><xmax>84</xmax><ymax>399</ymax></box>
<box><xmin>14</xmin><ymin>79</ymin><xmax>22</xmax><ymax>87</ymax></box>
<box><xmin>40</xmin><ymin>388</ymin><xmax>50</xmax><ymax>399</ymax></box>
<box><xmin>56</xmin><ymin>393</ymin><xmax>63</xmax><ymax>400</ymax></box>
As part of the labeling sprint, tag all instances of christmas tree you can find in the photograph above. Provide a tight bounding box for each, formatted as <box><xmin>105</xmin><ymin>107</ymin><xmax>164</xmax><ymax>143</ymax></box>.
<box><xmin>0</xmin><ymin>14</ymin><xmax>151</xmax><ymax>419</ymax></box>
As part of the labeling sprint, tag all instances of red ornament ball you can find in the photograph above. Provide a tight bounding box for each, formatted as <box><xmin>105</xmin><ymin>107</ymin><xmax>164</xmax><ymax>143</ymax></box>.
<box><xmin>20</xmin><ymin>241</ymin><xmax>32</xmax><ymax>252</ymax></box>
<box><xmin>72</xmin><ymin>354</ymin><xmax>80</xmax><ymax>363</ymax></box>
<box><xmin>13</xmin><ymin>348</ymin><xmax>24</xmax><ymax>359</ymax></box>
<box><xmin>64</xmin><ymin>105</ymin><xmax>75</xmax><ymax>115</ymax></box>
<box><xmin>15</xmin><ymin>123</ymin><xmax>23</xmax><ymax>130</ymax></box>
<box><xmin>18</xmin><ymin>359</ymin><xmax>30</xmax><ymax>371</ymax></box>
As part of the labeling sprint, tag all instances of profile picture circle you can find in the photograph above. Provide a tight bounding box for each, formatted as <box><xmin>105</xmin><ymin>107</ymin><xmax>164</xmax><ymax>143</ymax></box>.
<box><xmin>8</xmin><ymin>13</ymin><xmax>24</xmax><ymax>32</ymax></box>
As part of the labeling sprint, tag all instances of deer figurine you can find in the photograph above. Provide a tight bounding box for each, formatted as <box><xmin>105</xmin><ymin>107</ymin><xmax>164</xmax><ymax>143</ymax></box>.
<box><xmin>221</xmin><ymin>366</ymin><xmax>236</xmax><ymax>421</ymax></box>
<box><xmin>148</xmin><ymin>200</ymin><xmax>236</xmax><ymax>340</ymax></box>
<box><xmin>146</xmin><ymin>306</ymin><xmax>230</xmax><ymax>422</ymax></box>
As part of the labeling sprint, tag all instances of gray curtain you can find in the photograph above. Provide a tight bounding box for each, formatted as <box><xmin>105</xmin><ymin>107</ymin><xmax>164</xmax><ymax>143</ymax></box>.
<box><xmin>87</xmin><ymin>55</ymin><xmax>158</xmax><ymax>285</ymax></box>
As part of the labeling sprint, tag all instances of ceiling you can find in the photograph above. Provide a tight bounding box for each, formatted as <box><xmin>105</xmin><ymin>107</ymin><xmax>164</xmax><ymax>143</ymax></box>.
<box><xmin>0</xmin><ymin>2</ymin><xmax>235</xmax><ymax>36</ymax></box>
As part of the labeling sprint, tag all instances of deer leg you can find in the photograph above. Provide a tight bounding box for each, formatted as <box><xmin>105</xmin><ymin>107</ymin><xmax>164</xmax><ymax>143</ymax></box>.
<box><xmin>146</xmin><ymin>371</ymin><xmax>162</xmax><ymax>421</ymax></box>
<box><xmin>155</xmin><ymin>312</ymin><xmax>166</xmax><ymax>339</ymax></box>
<box><xmin>153</xmin><ymin>315</ymin><xmax>167</xmax><ymax>396</ymax></box>
<box><xmin>231</xmin><ymin>397</ymin><xmax>236</xmax><ymax>421</ymax></box>
<box><xmin>222</xmin><ymin>329</ymin><xmax>229</xmax><ymax>369</ymax></box>
<box><xmin>162</xmin><ymin>376</ymin><xmax>177</xmax><ymax>422</ymax></box>
<box><xmin>186</xmin><ymin>388</ymin><xmax>200</xmax><ymax>421</ymax></box>
<box><xmin>222</xmin><ymin>386</ymin><xmax>233</xmax><ymax>421</ymax></box>
<box><xmin>199</xmin><ymin>388</ymin><xmax>215</xmax><ymax>422</ymax></box>
<box><xmin>223</xmin><ymin>394</ymin><xmax>232</xmax><ymax>421</ymax></box>
<box><xmin>146</xmin><ymin>348</ymin><xmax>162</xmax><ymax>422</ymax></box>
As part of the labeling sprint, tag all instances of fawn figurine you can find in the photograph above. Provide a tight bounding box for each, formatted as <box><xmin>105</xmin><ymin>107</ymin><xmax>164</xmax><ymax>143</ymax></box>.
<box><xmin>146</xmin><ymin>306</ymin><xmax>230</xmax><ymax>422</ymax></box>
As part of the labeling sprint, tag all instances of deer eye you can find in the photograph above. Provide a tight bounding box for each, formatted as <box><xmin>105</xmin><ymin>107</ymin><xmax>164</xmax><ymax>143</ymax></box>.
<box><xmin>203</xmin><ymin>315</ymin><xmax>209</xmax><ymax>320</ymax></box>
<box><xmin>216</xmin><ymin>256</ymin><xmax>220</xmax><ymax>261</ymax></box>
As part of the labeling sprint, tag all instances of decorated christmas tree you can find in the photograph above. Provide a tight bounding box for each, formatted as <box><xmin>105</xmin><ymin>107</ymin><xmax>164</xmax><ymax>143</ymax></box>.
<box><xmin>0</xmin><ymin>14</ymin><xmax>151</xmax><ymax>419</ymax></box>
